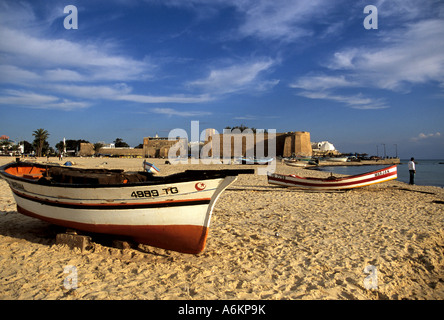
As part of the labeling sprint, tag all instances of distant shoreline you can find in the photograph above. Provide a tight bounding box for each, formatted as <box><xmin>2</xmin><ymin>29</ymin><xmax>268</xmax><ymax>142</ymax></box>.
<box><xmin>313</xmin><ymin>158</ymin><xmax>400</xmax><ymax>167</ymax></box>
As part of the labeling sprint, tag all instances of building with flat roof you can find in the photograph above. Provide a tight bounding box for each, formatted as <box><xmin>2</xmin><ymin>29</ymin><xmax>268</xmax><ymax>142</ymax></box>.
<box><xmin>79</xmin><ymin>131</ymin><xmax>316</xmax><ymax>158</ymax></box>
<box><xmin>204</xmin><ymin>130</ymin><xmax>312</xmax><ymax>158</ymax></box>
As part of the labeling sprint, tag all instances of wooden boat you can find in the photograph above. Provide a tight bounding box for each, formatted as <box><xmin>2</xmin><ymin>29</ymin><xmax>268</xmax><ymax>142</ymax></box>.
<box><xmin>237</xmin><ymin>157</ymin><xmax>274</xmax><ymax>165</ymax></box>
<box><xmin>0</xmin><ymin>161</ymin><xmax>254</xmax><ymax>254</ymax></box>
<box><xmin>284</xmin><ymin>160</ymin><xmax>309</xmax><ymax>167</ymax></box>
<box><xmin>283</xmin><ymin>158</ymin><xmax>318</xmax><ymax>167</ymax></box>
<box><xmin>321</xmin><ymin>156</ymin><xmax>349</xmax><ymax>162</ymax></box>
<box><xmin>268</xmin><ymin>165</ymin><xmax>397</xmax><ymax>190</ymax></box>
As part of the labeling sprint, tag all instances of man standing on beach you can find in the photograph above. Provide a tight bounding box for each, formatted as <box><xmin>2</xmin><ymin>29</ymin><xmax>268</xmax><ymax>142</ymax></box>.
<box><xmin>408</xmin><ymin>157</ymin><xmax>416</xmax><ymax>185</ymax></box>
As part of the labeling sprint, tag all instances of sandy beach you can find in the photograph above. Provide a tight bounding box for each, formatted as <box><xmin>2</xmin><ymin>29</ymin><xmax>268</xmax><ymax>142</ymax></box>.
<box><xmin>0</xmin><ymin>156</ymin><xmax>443</xmax><ymax>300</ymax></box>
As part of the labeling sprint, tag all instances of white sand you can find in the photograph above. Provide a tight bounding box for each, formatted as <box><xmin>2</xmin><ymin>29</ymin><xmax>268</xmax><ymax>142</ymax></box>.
<box><xmin>0</xmin><ymin>157</ymin><xmax>443</xmax><ymax>299</ymax></box>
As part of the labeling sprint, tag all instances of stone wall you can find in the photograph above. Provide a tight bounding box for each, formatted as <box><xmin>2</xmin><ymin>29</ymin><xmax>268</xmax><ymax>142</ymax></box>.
<box><xmin>97</xmin><ymin>147</ymin><xmax>143</xmax><ymax>157</ymax></box>
<box><xmin>78</xmin><ymin>131</ymin><xmax>312</xmax><ymax>159</ymax></box>
<box><xmin>142</xmin><ymin>137</ymin><xmax>180</xmax><ymax>158</ymax></box>
<box><xmin>282</xmin><ymin>131</ymin><xmax>312</xmax><ymax>157</ymax></box>
<box><xmin>78</xmin><ymin>143</ymin><xmax>95</xmax><ymax>157</ymax></box>
<box><xmin>205</xmin><ymin>131</ymin><xmax>312</xmax><ymax>158</ymax></box>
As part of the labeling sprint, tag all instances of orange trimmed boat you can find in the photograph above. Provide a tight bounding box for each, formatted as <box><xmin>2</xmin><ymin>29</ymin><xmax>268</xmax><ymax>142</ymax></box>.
<box><xmin>268</xmin><ymin>165</ymin><xmax>397</xmax><ymax>190</ymax></box>
<box><xmin>0</xmin><ymin>161</ymin><xmax>254</xmax><ymax>254</ymax></box>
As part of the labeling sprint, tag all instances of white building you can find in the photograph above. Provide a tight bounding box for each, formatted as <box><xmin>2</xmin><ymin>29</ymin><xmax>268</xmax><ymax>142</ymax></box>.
<box><xmin>312</xmin><ymin>141</ymin><xmax>336</xmax><ymax>151</ymax></box>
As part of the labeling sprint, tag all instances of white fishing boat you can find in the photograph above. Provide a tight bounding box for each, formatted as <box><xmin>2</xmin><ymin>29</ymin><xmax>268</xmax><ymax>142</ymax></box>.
<box><xmin>0</xmin><ymin>161</ymin><xmax>254</xmax><ymax>254</ymax></box>
<box><xmin>284</xmin><ymin>161</ymin><xmax>309</xmax><ymax>167</ymax></box>
<box><xmin>237</xmin><ymin>157</ymin><xmax>274</xmax><ymax>165</ymax></box>
<box><xmin>283</xmin><ymin>158</ymin><xmax>317</xmax><ymax>167</ymax></box>
<box><xmin>322</xmin><ymin>156</ymin><xmax>349</xmax><ymax>162</ymax></box>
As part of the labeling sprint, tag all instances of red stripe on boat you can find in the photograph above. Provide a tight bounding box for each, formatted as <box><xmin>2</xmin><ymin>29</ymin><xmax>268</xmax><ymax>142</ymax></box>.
<box><xmin>17</xmin><ymin>206</ymin><xmax>209</xmax><ymax>254</ymax></box>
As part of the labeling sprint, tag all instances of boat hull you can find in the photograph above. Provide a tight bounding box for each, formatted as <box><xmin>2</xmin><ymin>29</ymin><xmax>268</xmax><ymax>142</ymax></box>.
<box><xmin>322</xmin><ymin>157</ymin><xmax>348</xmax><ymax>162</ymax></box>
<box><xmin>283</xmin><ymin>160</ymin><xmax>317</xmax><ymax>167</ymax></box>
<box><xmin>285</xmin><ymin>161</ymin><xmax>309</xmax><ymax>167</ymax></box>
<box><xmin>1</xmin><ymin>162</ymin><xmax>252</xmax><ymax>253</ymax></box>
<box><xmin>268</xmin><ymin>165</ymin><xmax>397</xmax><ymax>190</ymax></box>
<box><xmin>238</xmin><ymin>157</ymin><xmax>274</xmax><ymax>165</ymax></box>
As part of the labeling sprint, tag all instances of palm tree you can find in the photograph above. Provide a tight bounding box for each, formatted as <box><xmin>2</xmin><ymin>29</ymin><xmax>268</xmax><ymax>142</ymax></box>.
<box><xmin>32</xmin><ymin>128</ymin><xmax>49</xmax><ymax>157</ymax></box>
<box><xmin>93</xmin><ymin>142</ymin><xmax>104</xmax><ymax>153</ymax></box>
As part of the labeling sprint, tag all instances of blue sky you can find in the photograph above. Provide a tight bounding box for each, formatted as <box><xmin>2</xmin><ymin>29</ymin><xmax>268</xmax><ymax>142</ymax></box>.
<box><xmin>0</xmin><ymin>0</ymin><xmax>443</xmax><ymax>158</ymax></box>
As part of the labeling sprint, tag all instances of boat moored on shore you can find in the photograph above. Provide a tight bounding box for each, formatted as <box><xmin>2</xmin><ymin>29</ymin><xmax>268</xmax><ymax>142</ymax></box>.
<box><xmin>268</xmin><ymin>165</ymin><xmax>397</xmax><ymax>190</ymax></box>
<box><xmin>0</xmin><ymin>161</ymin><xmax>254</xmax><ymax>254</ymax></box>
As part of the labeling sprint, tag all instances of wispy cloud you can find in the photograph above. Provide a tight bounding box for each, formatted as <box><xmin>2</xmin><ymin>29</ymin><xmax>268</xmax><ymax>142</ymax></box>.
<box><xmin>233</xmin><ymin>114</ymin><xmax>281</xmax><ymax>121</ymax></box>
<box><xmin>0</xmin><ymin>89</ymin><xmax>90</xmax><ymax>110</ymax></box>
<box><xmin>116</xmin><ymin>94</ymin><xmax>213</xmax><ymax>104</ymax></box>
<box><xmin>411</xmin><ymin>132</ymin><xmax>441</xmax><ymax>142</ymax></box>
<box><xmin>51</xmin><ymin>84</ymin><xmax>132</xmax><ymax>99</ymax></box>
<box><xmin>152</xmin><ymin>0</ymin><xmax>336</xmax><ymax>42</ymax></box>
<box><xmin>373</xmin><ymin>0</ymin><xmax>438</xmax><ymax>22</ymax></box>
<box><xmin>290</xmin><ymin>75</ymin><xmax>358</xmax><ymax>91</ymax></box>
<box><xmin>290</xmin><ymin>14</ymin><xmax>444</xmax><ymax>109</ymax></box>
<box><xmin>47</xmin><ymin>83</ymin><xmax>213</xmax><ymax>104</ymax></box>
<box><xmin>326</xmin><ymin>19</ymin><xmax>444</xmax><ymax>91</ymax></box>
<box><xmin>0</xmin><ymin>65</ymin><xmax>40</xmax><ymax>84</ymax></box>
<box><xmin>0</xmin><ymin>2</ymin><xmax>218</xmax><ymax>111</ymax></box>
<box><xmin>297</xmin><ymin>90</ymin><xmax>388</xmax><ymax>110</ymax></box>
<box><xmin>290</xmin><ymin>74</ymin><xmax>389</xmax><ymax>109</ymax></box>
<box><xmin>150</xmin><ymin>107</ymin><xmax>212</xmax><ymax>117</ymax></box>
<box><xmin>0</xmin><ymin>6</ymin><xmax>153</xmax><ymax>111</ymax></box>
<box><xmin>234</xmin><ymin>0</ymin><xmax>332</xmax><ymax>42</ymax></box>
<box><xmin>188</xmin><ymin>58</ymin><xmax>279</xmax><ymax>95</ymax></box>
<box><xmin>0</xmin><ymin>27</ymin><xmax>151</xmax><ymax>82</ymax></box>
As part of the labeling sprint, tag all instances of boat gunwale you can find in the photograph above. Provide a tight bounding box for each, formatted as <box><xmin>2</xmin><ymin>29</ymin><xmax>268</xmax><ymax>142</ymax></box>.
<box><xmin>0</xmin><ymin>162</ymin><xmax>254</xmax><ymax>189</ymax></box>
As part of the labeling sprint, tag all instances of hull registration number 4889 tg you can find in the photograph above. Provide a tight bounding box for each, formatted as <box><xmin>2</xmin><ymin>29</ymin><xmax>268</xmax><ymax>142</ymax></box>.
<box><xmin>131</xmin><ymin>187</ymin><xmax>179</xmax><ymax>198</ymax></box>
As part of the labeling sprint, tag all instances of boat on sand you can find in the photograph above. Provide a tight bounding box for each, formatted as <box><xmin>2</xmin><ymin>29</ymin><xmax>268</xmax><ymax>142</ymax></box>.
<box><xmin>268</xmin><ymin>165</ymin><xmax>397</xmax><ymax>190</ymax></box>
<box><xmin>0</xmin><ymin>161</ymin><xmax>254</xmax><ymax>254</ymax></box>
<box><xmin>237</xmin><ymin>157</ymin><xmax>274</xmax><ymax>165</ymax></box>
<box><xmin>321</xmin><ymin>156</ymin><xmax>349</xmax><ymax>162</ymax></box>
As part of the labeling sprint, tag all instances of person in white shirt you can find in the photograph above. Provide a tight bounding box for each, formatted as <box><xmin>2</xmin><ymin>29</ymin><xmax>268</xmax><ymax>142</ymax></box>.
<box><xmin>408</xmin><ymin>157</ymin><xmax>416</xmax><ymax>185</ymax></box>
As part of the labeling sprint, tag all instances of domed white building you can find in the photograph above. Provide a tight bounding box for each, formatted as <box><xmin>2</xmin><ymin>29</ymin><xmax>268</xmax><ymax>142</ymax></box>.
<box><xmin>312</xmin><ymin>141</ymin><xmax>340</xmax><ymax>156</ymax></box>
<box><xmin>319</xmin><ymin>141</ymin><xmax>335</xmax><ymax>151</ymax></box>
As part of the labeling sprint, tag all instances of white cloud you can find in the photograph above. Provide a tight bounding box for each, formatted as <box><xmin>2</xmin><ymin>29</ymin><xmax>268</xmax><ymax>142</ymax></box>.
<box><xmin>0</xmin><ymin>1</ymin><xmax>35</xmax><ymax>29</ymax></box>
<box><xmin>290</xmin><ymin>75</ymin><xmax>358</xmax><ymax>91</ymax></box>
<box><xmin>291</xmin><ymin>74</ymin><xmax>388</xmax><ymax>109</ymax></box>
<box><xmin>0</xmin><ymin>6</ymin><xmax>213</xmax><ymax>110</ymax></box>
<box><xmin>188</xmin><ymin>58</ymin><xmax>278</xmax><ymax>95</ymax></box>
<box><xmin>0</xmin><ymin>65</ymin><xmax>40</xmax><ymax>84</ymax></box>
<box><xmin>373</xmin><ymin>0</ymin><xmax>438</xmax><ymax>21</ymax></box>
<box><xmin>44</xmin><ymin>69</ymin><xmax>85</xmax><ymax>82</ymax></box>
<box><xmin>0</xmin><ymin>90</ymin><xmax>57</xmax><ymax>105</ymax></box>
<box><xmin>0</xmin><ymin>27</ymin><xmax>151</xmax><ymax>82</ymax></box>
<box><xmin>326</xmin><ymin>19</ymin><xmax>444</xmax><ymax>91</ymax></box>
<box><xmin>50</xmin><ymin>83</ymin><xmax>132</xmax><ymax>99</ymax></box>
<box><xmin>116</xmin><ymin>94</ymin><xmax>213</xmax><ymax>104</ymax></box>
<box><xmin>411</xmin><ymin>132</ymin><xmax>441</xmax><ymax>142</ymax></box>
<box><xmin>235</xmin><ymin>0</ymin><xmax>324</xmax><ymax>41</ymax></box>
<box><xmin>297</xmin><ymin>91</ymin><xmax>388</xmax><ymax>110</ymax></box>
<box><xmin>45</xmin><ymin>83</ymin><xmax>213</xmax><ymax>104</ymax></box>
<box><xmin>233</xmin><ymin>114</ymin><xmax>280</xmax><ymax>120</ymax></box>
<box><xmin>0</xmin><ymin>89</ymin><xmax>90</xmax><ymax>110</ymax></box>
<box><xmin>291</xmin><ymin>17</ymin><xmax>444</xmax><ymax>109</ymax></box>
<box><xmin>150</xmin><ymin>107</ymin><xmax>212</xmax><ymax>117</ymax></box>
<box><xmin>153</xmin><ymin>0</ymin><xmax>334</xmax><ymax>42</ymax></box>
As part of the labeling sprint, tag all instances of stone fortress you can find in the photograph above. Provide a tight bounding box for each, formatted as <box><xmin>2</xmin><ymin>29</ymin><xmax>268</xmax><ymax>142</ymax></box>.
<box><xmin>79</xmin><ymin>130</ymin><xmax>329</xmax><ymax>159</ymax></box>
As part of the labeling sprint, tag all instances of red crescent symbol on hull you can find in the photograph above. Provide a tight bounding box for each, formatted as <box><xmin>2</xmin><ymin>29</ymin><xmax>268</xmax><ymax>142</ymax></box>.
<box><xmin>195</xmin><ymin>182</ymin><xmax>206</xmax><ymax>191</ymax></box>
